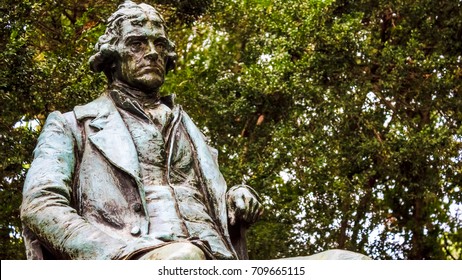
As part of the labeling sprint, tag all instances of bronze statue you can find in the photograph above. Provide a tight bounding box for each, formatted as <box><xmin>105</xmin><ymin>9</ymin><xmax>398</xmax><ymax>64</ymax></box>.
<box><xmin>21</xmin><ymin>1</ymin><xmax>263</xmax><ymax>260</ymax></box>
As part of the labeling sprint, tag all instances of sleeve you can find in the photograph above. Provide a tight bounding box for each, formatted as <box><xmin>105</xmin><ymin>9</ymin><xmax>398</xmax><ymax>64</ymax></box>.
<box><xmin>20</xmin><ymin>111</ymin><xmax>157</xmax><ymax>259</ymax></box>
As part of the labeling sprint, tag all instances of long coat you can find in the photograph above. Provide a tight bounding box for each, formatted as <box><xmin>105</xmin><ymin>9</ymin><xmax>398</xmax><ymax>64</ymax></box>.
<box><xmin>21</xmin><ymin>93</ymin><xmax>238</xmax><ymax>260</ymax></box>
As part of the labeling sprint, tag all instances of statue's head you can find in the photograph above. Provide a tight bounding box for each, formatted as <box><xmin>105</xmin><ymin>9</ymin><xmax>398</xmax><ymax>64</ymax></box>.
<box><xmin>89</xmin><ymin>1</ymin><xmax>176</xmax><ymax>92</ymax></box>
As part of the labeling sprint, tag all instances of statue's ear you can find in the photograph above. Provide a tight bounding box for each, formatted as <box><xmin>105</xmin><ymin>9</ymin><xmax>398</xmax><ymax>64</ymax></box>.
<box><xmin>165</xmin><ymin>51</ymin><xmax>177</xmax><ymax>73</ymax></box>
<box><xmin>165</xmin><ymin>39</ymin><xmax>177</xmax><ymax>73</ymax></box>
<box><xmin>89</xmin><ymin>44</ymin><xmax>118</xmax><ymax>73</ymax></box>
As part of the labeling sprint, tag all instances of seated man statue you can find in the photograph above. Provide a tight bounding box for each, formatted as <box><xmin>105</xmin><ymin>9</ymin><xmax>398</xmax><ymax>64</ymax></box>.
<box><xmin>21</xmin><ymin>1</ymin><xmax>263</xmax><ymax>260</ymax></box>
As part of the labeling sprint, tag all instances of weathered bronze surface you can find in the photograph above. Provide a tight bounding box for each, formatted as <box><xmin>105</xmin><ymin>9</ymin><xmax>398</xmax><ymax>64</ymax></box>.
<box><xmin>21</xmin><ymin>1</ymin><xmax>263</xmax><ymax>260</ymax></box>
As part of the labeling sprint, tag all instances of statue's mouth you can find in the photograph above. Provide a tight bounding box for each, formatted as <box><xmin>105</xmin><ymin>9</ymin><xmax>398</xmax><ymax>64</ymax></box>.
<box><xmin>139</xmin><ymin>65</ymin><xmax>163</xmax><ymax>75</ymax></box>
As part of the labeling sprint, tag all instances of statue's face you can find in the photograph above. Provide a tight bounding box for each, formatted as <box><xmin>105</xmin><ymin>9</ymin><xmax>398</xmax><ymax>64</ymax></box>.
<box><xmin>113</xmin><ymin>19</ymin><xmax>168</xmax><ymax>93</ymax></box>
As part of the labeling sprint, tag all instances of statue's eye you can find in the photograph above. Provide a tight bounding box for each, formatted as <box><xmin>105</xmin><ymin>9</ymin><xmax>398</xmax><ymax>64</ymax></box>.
<box><xmin>155</xmin><ymin>42</ymin><xmax>166</xmax><ymax>53</ymax></box>
<box><xmin>130</xmin><ymin>41</ymin><xmax>144</xmax><ymax>52</ymax></box>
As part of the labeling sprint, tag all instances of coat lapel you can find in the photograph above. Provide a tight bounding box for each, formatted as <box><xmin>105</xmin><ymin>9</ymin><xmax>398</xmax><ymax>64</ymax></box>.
<box><xmin>74</xmin><ymin>94</ymin><xmax>141</xmax><ymax>182</ymax></box>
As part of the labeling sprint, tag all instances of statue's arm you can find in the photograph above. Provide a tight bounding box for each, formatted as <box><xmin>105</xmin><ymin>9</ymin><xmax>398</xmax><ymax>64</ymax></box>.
<box><xmin>20</xmin><ymin>112</ymin><xmax>152</xmax><ymax>259</ymax></box>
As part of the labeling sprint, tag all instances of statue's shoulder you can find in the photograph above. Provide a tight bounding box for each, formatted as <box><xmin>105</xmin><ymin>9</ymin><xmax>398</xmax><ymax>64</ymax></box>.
<box><xmin>74</xmin><ymin>94</ymin><xmax>114</xmax><ymax>120</ymax></box>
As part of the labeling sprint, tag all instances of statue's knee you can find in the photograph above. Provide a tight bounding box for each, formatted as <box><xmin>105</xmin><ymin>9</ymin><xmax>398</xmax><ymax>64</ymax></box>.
<box><xmin>170</xmin><ymin>242</ymin><xmax>206</xmax><ymax>260</ymax></box>
<box><xmin>140</xmin><ymin>242</ymin><xmax>206</xmax><ymax>260</ymax></box>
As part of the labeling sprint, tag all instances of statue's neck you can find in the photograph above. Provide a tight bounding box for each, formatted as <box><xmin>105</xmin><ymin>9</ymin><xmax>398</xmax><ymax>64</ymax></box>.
<box><xmin>110</xmin><ymin>80</ymin><xmax>160</xmax><ymax>102</ymax></box>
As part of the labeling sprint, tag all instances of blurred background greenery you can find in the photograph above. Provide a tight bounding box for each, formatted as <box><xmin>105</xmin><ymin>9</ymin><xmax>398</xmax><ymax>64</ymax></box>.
<box><xmin>1</xmin><ymin>0</ymin><xmax>462</xmax><ymax>259</ymax></box>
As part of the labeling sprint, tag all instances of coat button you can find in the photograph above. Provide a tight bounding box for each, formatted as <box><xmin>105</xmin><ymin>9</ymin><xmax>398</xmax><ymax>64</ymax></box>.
<box><xmin>133</xmin><ymin>203</ymin><xmax>142</xmax><ymax>212</ymax></box>
<box><xmin>131</xmin><ymin>226</ymin><xmax>141</xmax><ymax>236</ymax></box>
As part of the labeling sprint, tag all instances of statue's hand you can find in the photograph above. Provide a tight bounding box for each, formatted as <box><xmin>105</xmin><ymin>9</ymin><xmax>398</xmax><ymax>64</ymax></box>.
<box><xmin>226</xmin><ymin>185</ymin><xmax>263</xmax><ymax>226</ymax></box>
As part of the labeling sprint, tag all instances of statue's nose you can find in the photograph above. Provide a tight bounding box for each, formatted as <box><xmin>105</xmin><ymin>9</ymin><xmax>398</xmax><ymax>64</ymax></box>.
<box><xmin>145</xmin><ymin>42</ymin><xmax>159</xmax><ymax>61</ymax></box>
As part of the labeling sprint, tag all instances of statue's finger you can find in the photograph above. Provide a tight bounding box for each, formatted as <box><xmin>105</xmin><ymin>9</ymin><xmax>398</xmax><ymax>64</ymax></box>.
<box><xmin>250</xmin><ymin>201</ymin><xmax>262</xmax><ymax>223</ymax></box>
<box><xmin>256</xmin><ymin>205</ymin><xmax>264</xmax><ymax>220</ymax></box>
<box><xmin>235</xmin><ymin>195</ymin><xmax>246</xmax><ymax>211</ymax></box>
<box><xmin>243</xmin><ymin>198</ymin><xmax>257</xmax><ymax>223</ymax></box>
<box><xmin>228</xmin><ymin>208</ymin><xmax>237</xmax><ymax>226</ymax></box>
<box><xmin>242</xmin><ymin>196</ymin><xmax>254</xmax><ymax>222</ymax></box>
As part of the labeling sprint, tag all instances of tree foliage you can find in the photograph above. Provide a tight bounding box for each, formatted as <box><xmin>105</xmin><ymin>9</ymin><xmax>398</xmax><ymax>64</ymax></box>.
<box><xmin>1</xmin><ymin>0</ymin><xmax>462</xmax><ymax>259</ymax></box>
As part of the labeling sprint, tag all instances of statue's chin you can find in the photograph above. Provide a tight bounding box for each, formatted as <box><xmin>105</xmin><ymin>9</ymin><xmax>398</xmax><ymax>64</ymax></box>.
<box><xmin>133</xmin><ymin>77</ymin><xmax>164</xmax><ymax>93</ymax></box>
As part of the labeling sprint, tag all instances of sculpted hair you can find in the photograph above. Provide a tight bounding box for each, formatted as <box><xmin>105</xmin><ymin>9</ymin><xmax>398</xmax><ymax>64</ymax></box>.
<box><xmin>89</xmin><ymin>1</ymin><xmax>177</xmax><ymax>82</ymax></box>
